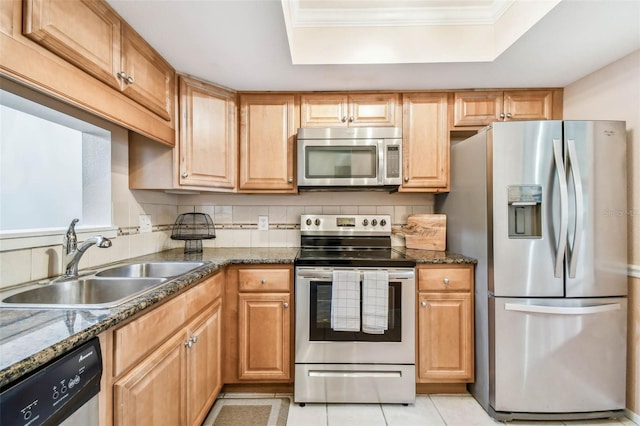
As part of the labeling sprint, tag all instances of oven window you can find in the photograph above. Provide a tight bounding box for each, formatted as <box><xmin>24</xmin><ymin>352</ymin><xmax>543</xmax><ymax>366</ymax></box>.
<box><xmin>305</xmin><ymin>146</ymin><xmax>377</xmax><ymax>179</ymax></box>
<box><xmin>309</xmin><ymin>280</ymin><xmax>402</xmax><ymax>342</ymax></box>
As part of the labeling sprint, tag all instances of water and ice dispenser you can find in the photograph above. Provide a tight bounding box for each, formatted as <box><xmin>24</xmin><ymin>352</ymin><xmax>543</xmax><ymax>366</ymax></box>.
<box><xmin>508</xmin><ymin>185</ymin><xmax>542</xmax><ymax>238</ymax></box>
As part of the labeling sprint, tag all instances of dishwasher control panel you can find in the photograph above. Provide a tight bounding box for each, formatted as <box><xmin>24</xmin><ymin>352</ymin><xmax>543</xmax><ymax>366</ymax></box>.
<box><xmin>0</xmin><ymin>337</ymin><xmax>102</xmax><ymax>426</ymax></box>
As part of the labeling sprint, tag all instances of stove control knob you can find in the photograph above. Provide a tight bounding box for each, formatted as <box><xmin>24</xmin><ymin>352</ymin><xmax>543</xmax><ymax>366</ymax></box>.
<box><xmin>362</xmin><ymin>219</ymin><xmax>369</xmax><ymax>226</ymax></box>
<box><xmin>315</xmin><ymin>218</ymin><xmax>321</xmax><ymax>226</ymax></box>
<box><xmin>380</xmin><ymin>219</ymin><xmax>387</xmax><ymax>227</ymax></box>
<box><xmin>371</xmin><ymin>219</ymin><xmax>378</xmax><ymax>226</ymax></box>
<box><xmin>305</xmin><ymin>218</ymin><xmax>312</xmax><ymax>226</ymax></box>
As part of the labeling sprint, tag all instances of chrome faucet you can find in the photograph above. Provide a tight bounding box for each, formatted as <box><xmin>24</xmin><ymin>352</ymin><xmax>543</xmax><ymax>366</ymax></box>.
<box><xmin>62</xmin><ymin>218</ymin><xmax>112</xmax><ymax>277</ymax></box>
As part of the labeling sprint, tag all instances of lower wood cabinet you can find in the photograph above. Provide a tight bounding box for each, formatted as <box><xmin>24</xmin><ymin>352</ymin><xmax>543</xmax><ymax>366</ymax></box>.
<box><xmin>416</xmin><ymin>265</ymin><xmax>474</xmax><ymax>383</ymax></box>
<box><xmin>225</xmin><ymin>265</ymin><xmax>294</xmax><ymax>383</ymax></box>
<box><xmin>106</xmin><ymin>272</ymin><xmax>224</xmax><ymax>426</ymax></box>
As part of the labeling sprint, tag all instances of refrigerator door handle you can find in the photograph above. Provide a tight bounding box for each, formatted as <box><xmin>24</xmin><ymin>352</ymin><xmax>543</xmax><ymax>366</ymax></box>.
<box><xmin>553</xmin><ymin>138</ymin><xmax>568</xmax><ymax>278</ymax></box>
<box><xmin>505</xmin><ymin>302</ymin><xmax>621</xmax><ymax>315</ymax></box>
<box><xmin>566</xmin><ymin>139</ymin><xmax>584</xmax><ymax>279</ymax></box>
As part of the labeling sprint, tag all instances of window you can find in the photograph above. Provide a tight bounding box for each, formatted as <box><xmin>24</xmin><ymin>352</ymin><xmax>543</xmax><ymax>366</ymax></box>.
<box><xmin>0</xmin><ymin>87</ymin><xmax>111</xmax><ymax>242</ymax></box>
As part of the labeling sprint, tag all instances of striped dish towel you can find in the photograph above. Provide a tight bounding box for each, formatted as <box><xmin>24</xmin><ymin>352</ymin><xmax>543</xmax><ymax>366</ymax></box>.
<box><xmin>331</xmin><ymin>270</ymin><xmax>361</xmax><ymax>332</ymax></box>
<box><xmin>362</xmin><ymin>270</ymin><xmax>389</xmax><ymax>334</ymax></box>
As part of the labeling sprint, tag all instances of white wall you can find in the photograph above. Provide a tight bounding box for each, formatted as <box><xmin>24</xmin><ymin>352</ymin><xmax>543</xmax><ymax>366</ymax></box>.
<box><xmin>563</xmin><ymin>49</ymin><xmax>640</xmax><ymax>417</ymax></box>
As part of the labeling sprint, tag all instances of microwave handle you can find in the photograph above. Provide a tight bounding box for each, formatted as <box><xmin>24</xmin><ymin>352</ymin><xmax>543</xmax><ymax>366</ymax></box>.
<box><xmin>296</xmin><ymin>270</ymin><xmax>415</xmax><ymax>281</ymax></box>
<box><xmin>378</xmin><ymin>139</ymin><xmax>385</xmax><ymax>185</ymax></box>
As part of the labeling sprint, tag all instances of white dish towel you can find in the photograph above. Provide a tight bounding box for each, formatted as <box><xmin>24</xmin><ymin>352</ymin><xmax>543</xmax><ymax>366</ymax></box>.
<box><xmin>331</xmin><ymin>270</ymin><xmax>361</xmax><ymax>332</ymax></box>
<box><xmin>362</xmin><ymin>270</ymin><xmax>389</xmax><ymax>334</ymax></box>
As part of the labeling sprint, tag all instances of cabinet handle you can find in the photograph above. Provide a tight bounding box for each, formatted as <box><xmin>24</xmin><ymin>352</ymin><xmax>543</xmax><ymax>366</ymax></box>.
<box><xmin>443</xmin><ymin>278</ymin><xmax>450</xmax><ymax>285</ymax></box>
<box><xmin>349</xmin><ymin>116</ymin><xmax>354</xmax><ymax>122</ymax></box>
<box><xmin>191</xmin><ymin>335</ymin><xmax>198</xmax><ymax>344</ymax></box>
<box><xmin>404</xmin><ymin>177</ymin><xmax>409</xmax><ymax>182</ymax></box>
<box><xmin>283</xmin><ymin>302</ymin><xmax>289</xmax><ymax>308</ymax></box>
<box><xmin>185</xmin><ymin>339</ymin><xmax>193</xmax><ymax>348</ymax></box>
<box><xmin>288</xmin><ymin>177</ymin><xmax>293</xmax><ymax>183</ymax></box>
<box><xmin>499</xmin><ymin>112</ymin><xmax>505</xmax><ymax>119</ymax></box>
<box><xmin>126</xmin><ymin>75</ymin><xmax>134</xmax><ymax>85</ymax></box>
<box><xmin>341</xmin><ymin>116</ymin><xmax>347</xmax><ymax>123</ymax></box>
<box><xmin>421</xmin><ymin>301</ymin><xmax>427</xmax><ymax>308</ymax></box>
<box><xmin>117</xmin><ymin>71</ymin><xmax>128</xmax><ymax>80</ymax></box>
<box><xmin>506</xmin><ymin>113</ymin><xmax>512</xmax><ymax>119</ymax></box>
<box><xmin>260</xmin><ymin>279</ymin><xmax>266</xmax><ymax>284</ymax></box>
<box><xmin>181</xmin><ymin>172</ymin><xmax>188</xmax><ymax>178</ymax></box>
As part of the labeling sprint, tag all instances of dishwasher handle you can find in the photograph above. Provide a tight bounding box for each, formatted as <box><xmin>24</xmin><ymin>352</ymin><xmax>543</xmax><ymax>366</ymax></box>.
<box><xmin>296</xmin><ymin>270</ymin><xmax>415</xmax><ymax>281</ymax></box>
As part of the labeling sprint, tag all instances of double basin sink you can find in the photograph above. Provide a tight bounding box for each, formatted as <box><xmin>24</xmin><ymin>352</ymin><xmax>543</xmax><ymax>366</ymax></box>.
<box><xmin>1</xmin><ymin>261</ymin><xmax>207</xmax><ymax>309</ymax></box>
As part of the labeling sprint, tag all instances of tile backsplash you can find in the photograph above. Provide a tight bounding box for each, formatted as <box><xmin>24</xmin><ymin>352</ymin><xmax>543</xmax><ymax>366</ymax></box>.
<box><xmin>0</xmin><ymin>191</ymin><xmax>434</xmax><ymax>289</ymax></box>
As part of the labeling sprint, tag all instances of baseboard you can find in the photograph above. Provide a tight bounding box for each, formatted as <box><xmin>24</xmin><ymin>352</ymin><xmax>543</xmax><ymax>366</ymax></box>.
<box><xmin>626</xmin><ymin>408</ymin><xmax>640</xmax><ymax>424</ymax></box>
<box><xmin>416</xmin><ymin>383</ymin><xmax>468</xmax><ymax>394</ymax></box>
<box><xmin>222</xmin><ymin>383</ymin><xmax>294</xmax><ymax>394</ymax></box>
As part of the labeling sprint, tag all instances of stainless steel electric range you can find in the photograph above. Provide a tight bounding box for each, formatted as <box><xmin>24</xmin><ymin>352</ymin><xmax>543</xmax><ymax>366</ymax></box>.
<box><xmin>294</xmin><ymin>214</ymin><xmax>416</xmax><ymax>405</ymax></box>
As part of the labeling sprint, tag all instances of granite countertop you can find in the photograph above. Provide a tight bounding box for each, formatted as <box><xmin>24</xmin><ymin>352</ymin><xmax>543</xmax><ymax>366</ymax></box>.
<box><xmin>0</xmin><ymin>247</ymin><xmax>474</xmax><ymax>388</ymax></box>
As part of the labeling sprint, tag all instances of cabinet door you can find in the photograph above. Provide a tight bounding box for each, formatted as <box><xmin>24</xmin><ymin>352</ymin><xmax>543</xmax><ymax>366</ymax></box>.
<box><xmin>417</xmin><ymin>292</ymin><xmax>473</xmax><ymax>382</ymax></box>
<box><xmin>238</xmin><ymin>292</ymin><xmax>291</xmax><ymax>380</ymax></box>
<box><xmin>179</xmin><ymin>76</ymin><xmax>236</xmax><ymax>189</ymax></box>
<box><xmin>239</xmin><ymin>94</ymin><xmax>298</xmax><ymax>192</ymax></box>
<box><xmin>114</xmin><ymin>332</ymin><xmax>185</xmax><ymax>426</ymax></box>
<box><xmin>453</xmin><ymin>91</ymin><xmax>503</xmax><ymax>127</ymax></box>
<box><xmin>186</xmin><ymin>299</ymin><xmax>223</xmax><ymax>426</ymax></box>
<box><xmin>503</xmin><ymin>90</ymin><xmax>553</xmax><ymax>121</ymax></box>
<box><xmin>23</xmin><ymin>0</ymin><xmax>121</xmax><ymax>89</ymax></box>
<box><xmin>301</xmin><ymin>94</ymin><xmax>348</xmax><ymax>127</ymax></box>
<box><xmin>348</xmin><ymin>93</ymin><xmax>401</xmax><ymax>127</ymax></box>
<box><xmin>401</xmin><ymin>93</ymin><xmax>449</xmax><ymax>191</ymax></box>
<box><xmin>121</xmin><ymin>25</ymin><xmax>175</xmax><ymax>121</ymax></box>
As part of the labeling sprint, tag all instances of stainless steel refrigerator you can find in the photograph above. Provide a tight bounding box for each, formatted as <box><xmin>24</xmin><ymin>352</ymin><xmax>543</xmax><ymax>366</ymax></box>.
<box><xmin>437</xmin><ymin>120</ymin><xmax>628</xmax><ymax>421</ymax></box>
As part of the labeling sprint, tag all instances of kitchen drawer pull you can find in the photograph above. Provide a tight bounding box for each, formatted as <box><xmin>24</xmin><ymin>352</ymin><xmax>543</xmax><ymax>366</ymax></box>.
<box><xmin>443</xmin><ymin>278</ymin><xmax>450</xmax><ymax>285</ymax></box>
<box><xmin>260</xmin><ymin>279</ymin><xmax>266</xmax><ymax>284</ymax></box>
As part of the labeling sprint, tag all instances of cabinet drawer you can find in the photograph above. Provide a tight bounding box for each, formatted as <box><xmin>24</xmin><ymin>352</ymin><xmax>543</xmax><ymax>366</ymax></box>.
<box><xmin>238</xmin><ymin>269</ymin><xmax>291</xmax><ymax>292</ymax></box>
<box><xmin>113</xmin><ymin>292</ymin><xmax>187</xmax><ymax>376</ymax></box>
<box><xmin>186</xmin><ymin>272</ymin><xmax>223</xmax><ymax>317</ymax></box>
<box><xmin>419</xmin><ymin>267</ymin><xmax>472</xmax><ymax>292</ymax></box>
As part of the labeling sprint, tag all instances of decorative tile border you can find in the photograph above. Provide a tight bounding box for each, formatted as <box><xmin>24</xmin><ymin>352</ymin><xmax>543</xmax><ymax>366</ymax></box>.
<box><xmin>117</xmin><ymin>223</ymin><xmax>300</xmax><ymax>237</ymax></box>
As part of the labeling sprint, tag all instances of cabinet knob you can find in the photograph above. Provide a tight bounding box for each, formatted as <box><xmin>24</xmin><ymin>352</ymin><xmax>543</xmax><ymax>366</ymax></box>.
<box><xmin>506</xmin><ymin>113</ymin><xmax>512</xmax><ymax>119</ymax></box>
<box><xmin>185</xmin><ymin>339</ymin><xmax>193</xmax><ymax>348</ymax></box>
<box><xmin>443</xmin><ymin>278</ymin><xmax>450</xmax><ymax>285</ymax></box>
<box><xmin>288</xmin><ymin>177</ymin><xmax>293</xmax><ymax>183</ymax></box>
<box><xmin>404</xmin><ymin>176</ymin><xmax>409</xmax><ymax>182</ymax></box>
<box><xmin>117</xmin><ymin>71</ymin><xmax>128</xmax><ymax>80</ymax></box>
<box><xmin>349</xmin><ymin>116</ymin><xmax>354</xmax><ymax>122</ymax></box>
<box><xmin>191</xmin><ymin>335</ymin><xmax>198</xmax><ymax>344</ymax></box>
<box><xmin>421</xmin><ymin>301</ymin><xmax>427</xmax><ymax>308</ymax></box>
<box><xmin>260</xmin><ymin>279</ymin><xmax>266</xmax><ymax>284</ymax></box>
<box><xmin>499</xmin><ymin>112</ymin><xmax>506</xmax><ymax>119</ymax></box>
<box><xmin>341</xmin><ymin>116</ymin><xmax>347</xmax><ymax>123</ymax></box>
<box><xmin>283</xmin><ymin>302</ymin><xmax>289</xmax><ymax>308</ymax></box>
<box><xmin>181</xmin><ymin>172</ymin><xmax>188</xmax><ymax>178</ymax></box>
<box><xmin>126</xmin><ymin>75</ymin><xmax>134</xmax><ymax>85</ymax></box>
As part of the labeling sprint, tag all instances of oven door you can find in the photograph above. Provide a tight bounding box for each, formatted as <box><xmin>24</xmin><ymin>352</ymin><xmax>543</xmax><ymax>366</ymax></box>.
<box><xmin>295</xmin><ymin>267</ymin><xmax>415</xmax><ymax>364</ymax></box>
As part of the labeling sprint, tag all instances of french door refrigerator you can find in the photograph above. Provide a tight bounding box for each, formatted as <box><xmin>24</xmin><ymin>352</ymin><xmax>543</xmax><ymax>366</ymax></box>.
<box><xmin>436</xmin><ymin>120</ymin><xmax>628</xmax><ymax>421</ymax></box>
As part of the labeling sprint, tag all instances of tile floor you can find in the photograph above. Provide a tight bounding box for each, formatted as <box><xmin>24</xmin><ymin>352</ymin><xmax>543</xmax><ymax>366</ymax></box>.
<box><xmin>207</xmin><ymin>393</ymin><xmax>639</xmax><ymax>426</ymax></box>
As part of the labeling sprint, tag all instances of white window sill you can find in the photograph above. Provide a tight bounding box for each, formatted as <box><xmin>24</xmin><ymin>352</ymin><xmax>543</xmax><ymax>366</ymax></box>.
<box><xmin>0</xmin><ymin>226</ymin><xmax>118</xmax><ymax>252</ymax></box>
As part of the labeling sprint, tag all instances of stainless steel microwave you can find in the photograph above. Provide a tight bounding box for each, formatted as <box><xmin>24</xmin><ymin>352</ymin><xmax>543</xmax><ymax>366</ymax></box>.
<box><xmin>297</xmin><ymin>127</ymin><xmax>402</xmax><ymax>189</ymax></box>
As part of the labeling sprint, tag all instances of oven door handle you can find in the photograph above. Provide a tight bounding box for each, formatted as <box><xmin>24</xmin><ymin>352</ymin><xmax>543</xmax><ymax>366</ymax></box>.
<box><xmin>296</xmin><ymin>270</ymin><xmax>415</xmax><ymax>280</ymax></box>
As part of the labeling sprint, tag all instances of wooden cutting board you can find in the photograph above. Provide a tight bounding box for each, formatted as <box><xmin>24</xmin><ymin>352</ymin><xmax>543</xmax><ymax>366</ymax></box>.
<box><xmin>396</xmin><ymin>214</ymin><xmax>446</xmax><ymax>251</ymax></box>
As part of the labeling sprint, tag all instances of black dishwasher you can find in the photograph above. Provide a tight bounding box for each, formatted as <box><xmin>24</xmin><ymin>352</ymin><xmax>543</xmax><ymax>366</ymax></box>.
<box><xmin>0</xmin><ymin>337</ymin><xmax>102</xmax><ymax>426</ymax></box>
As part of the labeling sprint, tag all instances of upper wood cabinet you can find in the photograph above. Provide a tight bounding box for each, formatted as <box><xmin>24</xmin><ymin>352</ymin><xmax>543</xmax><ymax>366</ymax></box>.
<box><xmin>452</xmin><ymin>90</ymin><xmax>560</xmax><ymax>128</ymax></box>
<box><xmin>301</xmin><ymin>93</ymin><xmax>401</xmax><ymax>128</ymax></box>
<box><xmin>239</xmin><ymin>94</ymin><xmax>299</xmax><ymax>192</ymax></box>
<box><xmin>179</xmin><ymin>76</ymin><xmax>236</xmax><ymax>190</ymax></box>
<box><xmin>23</xmin><ymin>0</ymin><xmax>175</xmax><ymax>121</ymax></box>
<box><xmin>401</xmin><ymin>93</ymin><xmax>450</xmax><ymax>192</ymax></box>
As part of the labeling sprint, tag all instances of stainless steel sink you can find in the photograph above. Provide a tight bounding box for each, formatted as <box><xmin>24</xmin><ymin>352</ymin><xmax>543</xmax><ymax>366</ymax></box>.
<box><xmin>1</xmin><ymin>277</ymin><xmax>167</xmax><ymax>309</ymax></box>
<box><xmin>95</xmin><ymin>261</ymin><xmax>205</xmax><ymax>278</ymax></box>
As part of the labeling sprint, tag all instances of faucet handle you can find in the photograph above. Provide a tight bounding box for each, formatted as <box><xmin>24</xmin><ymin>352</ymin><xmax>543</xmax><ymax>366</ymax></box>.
<box><xmin>64</xmin><ymin>219</ymin><xmax>79</xmax><ymax>252</ymax></box>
